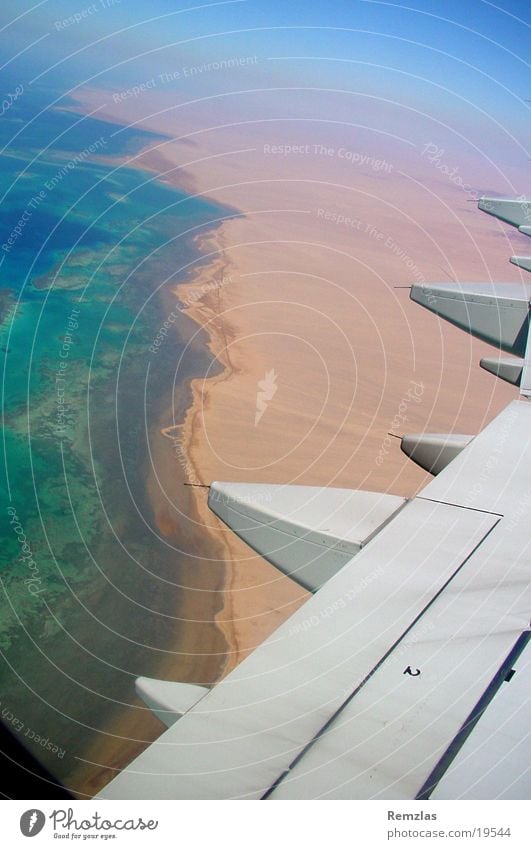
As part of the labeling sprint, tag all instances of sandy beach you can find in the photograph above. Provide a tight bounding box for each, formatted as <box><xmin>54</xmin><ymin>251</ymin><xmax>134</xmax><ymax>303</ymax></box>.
<box><xmin>81</xmin><ymin>84</ymin><xmax>524</xmax><ymax>659</ymax></box>
<box><xmin>65</xmin><ymin>86</ymin><xmax>525</xmax><ymax>791</ymax></box>
<box><xmin>163</xmin><ymin>174</ymin><xmax>520</xmax><ymax>667</ymax></box>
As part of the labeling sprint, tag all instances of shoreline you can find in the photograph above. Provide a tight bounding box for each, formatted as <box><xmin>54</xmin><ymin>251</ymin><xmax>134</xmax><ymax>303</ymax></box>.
<box><xmin>82</xmin><ymin>88</ymin><xmax>519</xmax><ymax>664</ymax></box>
<box><xmin>163</xmin><ymin>228</ymin><xmax>305</xmax><ymax>675</ymax></box>
<box><xmin>63</xmin><ymin>88</ymin><xmax>520</xmax><ymax>792</ymax></box>
<box><xmin>55</xmin><ymin>229</ymin><xmax>235</xmax><ymax>798</ymax></box>
<box><xmin>135</xmin><ymin>138</ymin><xmax>519</xmax><ymax>669</ymax></box>
<box><xmin>0</xmin><ymin>106</ymin><xmax>242</xmax><ymax>799</ymax></box>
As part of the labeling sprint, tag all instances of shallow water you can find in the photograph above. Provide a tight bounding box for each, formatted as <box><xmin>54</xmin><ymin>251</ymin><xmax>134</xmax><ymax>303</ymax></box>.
<box><xmin>0</xmin><ymin>78</ymin><xmax>229</xmax><ymax>794</ymax></box>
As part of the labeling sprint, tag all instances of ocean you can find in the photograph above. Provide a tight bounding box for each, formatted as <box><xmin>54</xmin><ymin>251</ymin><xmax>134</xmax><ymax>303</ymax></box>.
<box><xmin>0</xmin><ymin>76</ymin><xmax>229</xmax><ymax>794</ymax></box>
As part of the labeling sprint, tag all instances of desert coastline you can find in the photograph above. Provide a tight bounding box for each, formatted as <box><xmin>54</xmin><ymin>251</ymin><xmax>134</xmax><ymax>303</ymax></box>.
<box><xmin>77</xmin><ymin>83</ymin><xmax>521</xmax><ymax>662</ymax></box>
<box><xmin>150</xmin><ymin>224</ymin><xmax>307</xmax><ymax>675</ymax></box>
<box><xmin>66</xmin><ymin>87</ymin><xmax>523</xmax><ymax>793</ymax></box>
<box><xmin>0</xmin><ymin>0</ymin><xmax>526</xmax><ymax>813</ymax></box>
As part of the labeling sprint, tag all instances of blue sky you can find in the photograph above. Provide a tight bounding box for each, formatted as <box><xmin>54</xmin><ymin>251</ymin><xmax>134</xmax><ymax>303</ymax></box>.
<box><xmin>3</xmin><ymin>1</ymin><xmax>528</xmax><ymax>95</ymax></box>
<box><xmin>1</xmin><ymin>1</ymin><xmax>529</xmax><ymax>177</ymax></box>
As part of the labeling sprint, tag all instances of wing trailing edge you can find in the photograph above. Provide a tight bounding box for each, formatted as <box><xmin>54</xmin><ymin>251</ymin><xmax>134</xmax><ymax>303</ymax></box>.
<box><xmin>96</xmin><ymin>195</ymin><xmax>531</xmax><ymax>801</ymax></box>
<box><xmin>409</xmin><ymin>281</ymin><xmax>531</xmax><ymax>358</ymax></box>
<box><xmin>478</xmin><ymin>196</ymin><xmax>531</xmax><ymax>234</ymax></box>
<box><xmin>208</xmin><ymin>484</ymin><xmax>406</xmax><ymax>592</ymax></box>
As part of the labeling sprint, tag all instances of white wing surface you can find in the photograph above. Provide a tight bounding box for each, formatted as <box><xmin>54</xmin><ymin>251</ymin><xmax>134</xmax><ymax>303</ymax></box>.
<box><xmin>98</xmin><ymin>197</ymin><xmax>531</xmax><ymax>800</ymax></box>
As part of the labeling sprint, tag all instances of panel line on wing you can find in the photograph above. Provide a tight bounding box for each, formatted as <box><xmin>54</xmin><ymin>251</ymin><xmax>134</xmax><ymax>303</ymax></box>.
<box><xmin>417</xmin><ymin>496</ymin><xmax>504</xmax><ymax>518</ymax></box>
<box><xmin>262</xmin><ymin>515</ymin><xmax>501</xmax><ymax>799</ymax></box>
<box><xmin>415</xmin><ymin>629</ymin><xmax>530</xmax><ymax>800</ymax></box>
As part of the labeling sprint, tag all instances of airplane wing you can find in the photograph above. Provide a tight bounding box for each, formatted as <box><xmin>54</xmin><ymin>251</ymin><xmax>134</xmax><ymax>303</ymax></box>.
<box><xmin>97</xmin><ymin>198</ymin><xmax>531</xmax><ymax>800</ymax></box>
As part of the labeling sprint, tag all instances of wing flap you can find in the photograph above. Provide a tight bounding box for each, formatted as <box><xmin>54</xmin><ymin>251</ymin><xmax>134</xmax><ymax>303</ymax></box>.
<box><xmin>400</xmin><ymin>433</ymin><xmax>473</xmax><ymax>475</ymax></box>
<box><xmin>269</xmin><ymin>548</ymin><xmax>527</xmax><ymax>799</ymax></box>
<box><xmin>431</xmin><ymin>640</ymin><xmax>531</xmax><ymax>800</ymax></box>
<box><xmin>478</xmin><ymin>197</ymin><xmax>531</xmax><ymax>231</ymax></box>
<box><xmin>510</xmin><ymin>256</ymin><xmax>531</xmax><ymax>273</ymax></box>
<box><xmin>98</xmin><ymin>499</ymin><xmax>498</xmax><ymax>799</ymax></box>
<box><xmin>410</xmin><ymin>282</ymin><xmax>531</xmax><ymax>356</ymax></box>
<box><xmin>135</xmin><ymin>679</ymin><xmax>208</xmax><ymax>728</ymax></box>
<box><xmin>209</xmin><ymin>483</ymin><xmax>406</xmax><ymax>591</ymax></box>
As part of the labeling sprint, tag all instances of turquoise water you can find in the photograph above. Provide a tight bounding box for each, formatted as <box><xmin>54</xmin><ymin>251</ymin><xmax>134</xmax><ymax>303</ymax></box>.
<box><xmin>0</xmin><ymin>79</ymin><xmax>229</xmax><ymax>791</ymax></box>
